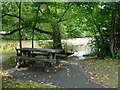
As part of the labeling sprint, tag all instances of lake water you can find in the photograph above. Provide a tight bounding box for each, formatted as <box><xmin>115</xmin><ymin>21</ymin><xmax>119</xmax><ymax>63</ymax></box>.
<box><xmin>66</xmin><ymin>38</ymin><xmax>92</xmax><ymax>60</ymax></box>
<box><xmin>68</xmin><ymin>50</ymin><xmax>91</xmax><ymax>60</ymax></box>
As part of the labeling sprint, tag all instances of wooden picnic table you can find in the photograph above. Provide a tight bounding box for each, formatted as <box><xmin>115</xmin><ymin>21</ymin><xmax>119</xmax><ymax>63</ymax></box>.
<box><xmin>17</xmin><ymin>48</ymin><xmax>63</xmax><ymax>53</ymax></box>
<box><xmin>12</xmin><ymin>48</ymin><xmax>63</xmax><ymax>68</ymax></box>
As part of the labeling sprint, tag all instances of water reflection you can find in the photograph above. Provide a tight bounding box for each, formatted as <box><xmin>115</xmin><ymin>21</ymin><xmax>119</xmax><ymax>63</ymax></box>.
<box><xmin>68</xmin><ymin>50</ymin><xmax>91</xmax><ymax>60</ymax></box>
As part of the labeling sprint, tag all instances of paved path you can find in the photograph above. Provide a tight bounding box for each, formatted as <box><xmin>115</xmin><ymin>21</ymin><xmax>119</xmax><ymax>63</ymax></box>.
<box><xmin>3</xmin><ymin>61</ymin><xmax>105</xmax><ymax>88</ymax></box>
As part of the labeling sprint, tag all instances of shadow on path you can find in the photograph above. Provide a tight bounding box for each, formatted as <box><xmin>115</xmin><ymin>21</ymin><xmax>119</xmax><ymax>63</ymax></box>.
<box><xmin>3</xmin><ymin>62</ymin><xmax>105</xmax><ymax>88</ymax></box>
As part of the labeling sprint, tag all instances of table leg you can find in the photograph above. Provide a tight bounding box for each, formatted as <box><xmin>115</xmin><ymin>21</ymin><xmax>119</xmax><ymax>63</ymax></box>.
<box><xmin>15</xmin><ymin>59</ymin><xmax>22</xmax><ymax>68</ymax></box>
<box><xmin>28</xmin><ymin>51</ymin><xmax>35</xmax><ymax>65</ymax></box>
<box><xmin>49</xmin><ymin>53</ymin><xmax>56</xmax><ymax>65</ymax></box>
<box><xmin>23</xmin><ymin>51</ymin><xmax>27</xmax><ymax>65</ymax></box>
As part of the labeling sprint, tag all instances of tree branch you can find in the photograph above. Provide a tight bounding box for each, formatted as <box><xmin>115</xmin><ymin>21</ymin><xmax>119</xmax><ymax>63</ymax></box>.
<box><xmin>1</xmin><ymin>26</ymin><xmax>53</xmax><ymax>36</ymax></box>
<box><xmin>0</xmin><ymin>27</ymin><xmax>24</xmax><ymax>36</ymax></box>
<box><xmin>32</xmin><ymin>0</ymin><xmax>44</xmax><ymax>14</ymax></box>
<box><xmin>2</xmin><ymin>13</ymin><xmax>24</xmax><ymax>21</ymax></box>
<box><xmin>32</xmin><ymin>2</ymin><xmax>40</xmax><ymax>48</ymax></box>
<box><xmin>31</xmin><ymin>0</ymin><xmax>37</xmax><ymax>6</ymax></box>
<box><xmin>14</xmin><ymin>1</ymin><xmax>19</xmax><ymax>7</ymax></box>
<box><xmin>39</xmin><ymin>8</ymin><xmax>44</xmax><ymax>14</ymax></box>
<box><xmin>58</xmin><ymin>4</ymin><xmax>73</xmax><ymax>23</ymax></box>
<box><xmin>89</xmin><ymin>8</ymin><xmax>104</xmax><ymax>42</ymax></box>
<box><xmin>34</xmin><ymin>28</ymin><xmax>53</xmax><ymax>35</ymax></box>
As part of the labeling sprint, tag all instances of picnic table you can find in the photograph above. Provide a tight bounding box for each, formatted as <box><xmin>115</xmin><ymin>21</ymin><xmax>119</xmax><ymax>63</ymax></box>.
<box><xmin>11</xmin><ymin>48</ymin><xmax>64</xmax><ymax>68</ymax></box>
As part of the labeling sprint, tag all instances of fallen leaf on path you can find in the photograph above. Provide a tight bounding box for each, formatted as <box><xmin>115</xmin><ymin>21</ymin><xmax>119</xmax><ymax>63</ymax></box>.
<box><xmin>67</xmin><ymin>73</ymin><xmax>70</xmax><ymax>76</ymax></box>
<box><xmin>115</xmin><ymin>72</ymin><xmax>118</xmax><ymax>74</ymax></box>
<box><xmin>49</xmin><ymin>76</ymin><xmax>51</xmax><ymax>78</ymax></box>
<box><xmin>54</xmin><ymin>70</ymin><xmax>57</xmax><ymax>72</ymax></box>
<box><xmin>34</xmin><ymin>75</ymin><xmax>36</xmax><ymax>77</ymax></box>
<box><xmin>95</xmin><ymin>74</ymin><xmax>98</xmax><ymax>77</ymax></box>
<box><xmin>46</xmin><ymin>70</ymin><xmax>50</xmax><ymax>72</ymax></box>
<box><xmin>55</xmin><ymin>66</ymin><xmax>59</xmax><ymax>68</ymax></box>
<box><xmin>16</xmin><ymin>85</ymin><xmax>18</xmax><ymax>87</ymax></box>
<box><xmin>85</xmin><ymin>82</ymin><xmax>88</xmax><ymax>84</ymax></box>
<box><xmin>32</xmin><ymin>86</ymin><xmax>35</xmax><ymax>88</ymax></box>
<box><xmin>90</xmin><ymin>76</ymin><xmax>94</xmax><ymax>80</ymax></box>
<box><xmin>89</xmin><ymin>72</ymin><xmax>93</xmax><ymax>75</ymax></box>
<box><xmin>29</xmin><ymin>80</ymin><xmax>32</xmax><ymax>82</ymax></box>
<box><xmin>41</xmin><ymin>82</ymin><xmax>44</xmax><ymax>84</ymax></box>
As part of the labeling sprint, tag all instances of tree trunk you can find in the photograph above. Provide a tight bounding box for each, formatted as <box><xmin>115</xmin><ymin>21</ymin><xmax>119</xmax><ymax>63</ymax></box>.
<box><xmin>32</xmin><ymin>29</ymin><xmax>34</xmax><ymax>48</ymax></box>
<box><xmin>19</xmin><ymin>2</ymin><xmax>22</xmax><ymax>48</ymax></box>
<box><xmin>51</xmin><ymin>23</ymin><xmax>62</xmax><ymax>49</ymax></box>
<box><xmin>110</xmin><ymin>11</ymin><xmax>116</xmax><ymax>59</ymax></box>
<box><xmin>32</xmin><ymin>5</ymin><xmax>40</xmax><ymax>48</ymax></box>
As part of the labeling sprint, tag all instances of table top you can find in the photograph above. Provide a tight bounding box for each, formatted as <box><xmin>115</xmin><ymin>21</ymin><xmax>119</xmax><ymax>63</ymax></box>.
<box><xmin>17</xmin><ymin>48</ymin><xmax>63</xmax><ymax>53</ymax></box>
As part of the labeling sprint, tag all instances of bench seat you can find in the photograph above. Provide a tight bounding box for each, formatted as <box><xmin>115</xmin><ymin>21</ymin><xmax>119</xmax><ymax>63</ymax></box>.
<box><xmin>56</xmin><ymin>52</ymin><xmax>74</xmax><ymax>57</ymax></box>
<box><xmin>56</xmin><ymin>54</ymin><xmax>67</xmax><ymax>57</ymax></box>
<box><xmin>11</xmin><ymin>56</ymin><xmax>50</xmax><ymax>61</ymax></box>
<box><xmin>30</xmin><ymin>52</ymin><xmax>49</xmax><ymax>57</ymax></box>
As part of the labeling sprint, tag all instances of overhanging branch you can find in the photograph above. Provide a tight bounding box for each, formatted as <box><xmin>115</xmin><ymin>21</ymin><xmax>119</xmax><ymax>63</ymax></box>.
<box><xmin>2</xmin><ymin>13</ymin><xmax>24</xmax><ymax>21</ymax></box>
<box><xmin>34</xmin><ymin>28</ymin><xmax>53</xmax><ymax>35</ymax></box>
<box><xmin>0</xmin><ymin>27</ymin><xmax>24</xmax><ymax>36</ymax></box>
<box><xmin>1</xmin><ymin>26</ymin><xmax>53</xmax><ymax>36</ymax></box>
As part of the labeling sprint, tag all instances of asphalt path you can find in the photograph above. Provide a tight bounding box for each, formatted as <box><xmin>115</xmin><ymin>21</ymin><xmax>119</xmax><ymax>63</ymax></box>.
<box><xmin>3</xmin><ymin>61</ymin><xmax>105</xmax><ymax>88</ymax></box>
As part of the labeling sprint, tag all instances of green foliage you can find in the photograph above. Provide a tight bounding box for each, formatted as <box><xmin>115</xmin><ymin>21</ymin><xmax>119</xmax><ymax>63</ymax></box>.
<box><xmin>38</xmin><ymin>41</ymin><xmax>53</xmax><ymax>48</ymax></box>
<box><xmin>66</xmin><ymin>24</ymin><xmax>81</xmax><ymax>38</ymax></box>
<box><xmin>91</xmin><ymin>36</ymin><xmax>111</xmax><ymax>59</ymax></box>
<box><xmin>2</xmin><ymin>2</ymin><xmax>120</xmax><ymax>58</ymax></box>
<box><xmin>89</xmin><ymin>2</ymin><xmax>120</xmax><ymax>59</ymax></box>
<box><xmin>2</xmin><ymin>2</ymin><xmax>93</xmax><ymax>40</ymax></box>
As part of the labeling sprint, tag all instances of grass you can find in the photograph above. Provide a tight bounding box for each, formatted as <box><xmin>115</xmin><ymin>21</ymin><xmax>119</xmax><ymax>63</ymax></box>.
<box><xmin>2</xmin><ymin>76</ymin><xmax>56</xmax><ymax>89</ymax></box>
<box><xmin>67</xmin><ymin>58</ymin><xmax>119</xmax><ymax>88</ymax></box>
<box><xmin>2</xmin><ymin>77</ymin><xmax>55</xmax><ymax>89</ymax></box>
<box><xmin>1</xmin><ymin>69</ymin><xmax>56</xmax><ymax>89</ymax></box>
<box><xmin>2</xmin><ymin>51</ymin><xmax>16</xmax><ymax>66</ymax></box>
<box><xmin>2</xmin><ymin>58</ymin><xmax>16</xmax><ymax>66</ymax></box>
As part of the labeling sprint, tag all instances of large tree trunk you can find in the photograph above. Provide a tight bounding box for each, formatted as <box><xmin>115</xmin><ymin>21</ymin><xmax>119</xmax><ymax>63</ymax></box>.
<box><xmin>110</xmin><ymin>11</ymin><xmax>116</xmax><ymax>59</ymax></box>
<box><xmin>51</xmin><ymin>23</ymin><xmax>62</xmax><ymax>49</ymax></box>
